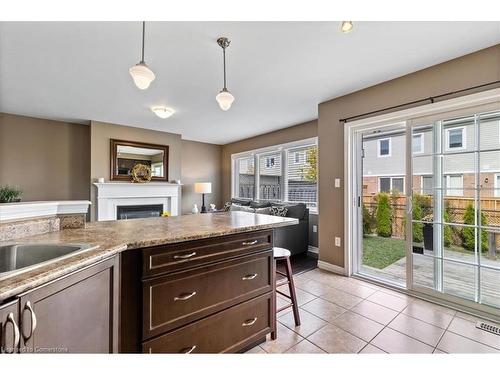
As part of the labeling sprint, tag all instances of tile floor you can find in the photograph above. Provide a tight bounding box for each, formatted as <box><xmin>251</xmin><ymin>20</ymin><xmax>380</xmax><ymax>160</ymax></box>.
<box><xmin>246</xmin><ymin>268</ymin><xmax>500</xmax><ymax>354</ymax></box>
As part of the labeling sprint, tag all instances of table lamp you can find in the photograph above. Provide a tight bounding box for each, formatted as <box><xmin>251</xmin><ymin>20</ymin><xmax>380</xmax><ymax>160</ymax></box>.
<box><xmin>194</xmin><ymin>182</ymin><xmax>212</xmax><ymax>213</ymax></box>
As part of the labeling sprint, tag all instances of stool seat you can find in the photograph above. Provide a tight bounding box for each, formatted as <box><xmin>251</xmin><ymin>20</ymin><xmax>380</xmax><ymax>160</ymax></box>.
<box><xmin>273</xmin><ymin>247</ymin><xmax>291</xmax><ymax>259</ymax></box>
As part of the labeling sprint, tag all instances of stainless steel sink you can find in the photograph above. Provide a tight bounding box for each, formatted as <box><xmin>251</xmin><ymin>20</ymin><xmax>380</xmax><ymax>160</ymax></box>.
<box><xmin>0</xmin><ymin>243</ymin><xmax>92</xmax><ymax>279</ymax></box>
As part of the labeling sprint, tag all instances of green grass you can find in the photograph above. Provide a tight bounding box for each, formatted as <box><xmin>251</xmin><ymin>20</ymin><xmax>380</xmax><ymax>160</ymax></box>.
<box><xmin>363</xmin><ymin>235</ymin><xmax>406</xmax><ymax>269</ymax></box>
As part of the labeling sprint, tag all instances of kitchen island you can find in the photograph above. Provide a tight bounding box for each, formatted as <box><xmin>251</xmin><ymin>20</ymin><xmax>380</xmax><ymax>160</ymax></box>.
<box><xmin>0</xmin><ymin>211</ymin><xmax>297</xmax><ymax>353</ymax></box>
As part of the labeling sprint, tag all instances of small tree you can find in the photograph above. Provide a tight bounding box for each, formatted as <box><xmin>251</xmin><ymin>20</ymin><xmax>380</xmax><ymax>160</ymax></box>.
<box><xmin>299</xmin><ymin>146</ymin><xmax>318</xmax><ymax>182</ymax></box>
<box><xmin>412</xmin><ymin>194</ymin><xmax>424</xmax><ymax>243</ymax></box>
<box><xmin>462</xmin><ymin>203</ymin><xmax>488</xmax><ymax>252</ymax></box>
<box><xmin>376</xmin><ymin>193</ymin><xmax>392</xmax><ymax>237</ymax></box>
<box><xmin>363</xmin><ymin>204</ymin><xmax>373</xmax><ymax>236</ymax></box>
<box><xmin>443</xmin><ymin>207</ymin><xmax>452</xmax><ymax>247</ymax></box>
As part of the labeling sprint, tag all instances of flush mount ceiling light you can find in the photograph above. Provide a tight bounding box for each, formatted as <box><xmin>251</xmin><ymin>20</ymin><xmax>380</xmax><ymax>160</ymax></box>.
<box><xmin>151</xmin><ymin>106</ymin><xmax>175</xmax><ymax>119</ymax></box>
<box><xmin>340</xmin><ymin>21</ymin><xmax>354</xmax><ymax>33</ymax></box>
<box><xmin>129</xmin><ymin>21</ymin><xmax>156</xmax><ymax>90</ymax></box>
<box><xmin>215</xmin><ymin>37</ymin><xmax>235</xmax><ymax>111</ymax></box>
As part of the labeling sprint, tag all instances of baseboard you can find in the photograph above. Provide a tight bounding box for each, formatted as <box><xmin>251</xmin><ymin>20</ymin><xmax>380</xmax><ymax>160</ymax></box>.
<box><xmin>307</xmin><ymin>246</ymin><xmax>319</xmax><ymax>258</ymax></box>
<box><xmin>317</xmin><ymin>260</ymin><xmax>346</xmax><ymax>276</ymax></box>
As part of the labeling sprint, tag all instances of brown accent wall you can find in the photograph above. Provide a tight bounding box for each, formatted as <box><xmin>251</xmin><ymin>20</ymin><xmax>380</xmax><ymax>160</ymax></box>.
<box><xmin>0</xmin><ymin>113</ymin><xmax>90</xmax><ymax>201</ymax></box>
<box><xmin>318</xmin><ymin>44</ymin><xmax>500</xmax><ymax>268</ymax></box>
<box><xmin>181</xmin><ymin>140</ymin><xmax>222</xmax><ymax>214</ymax></box>
<box><xmin>221</xmin><ymin>120</ymin><xmax>318</xmax><ymax>201</ymax></box>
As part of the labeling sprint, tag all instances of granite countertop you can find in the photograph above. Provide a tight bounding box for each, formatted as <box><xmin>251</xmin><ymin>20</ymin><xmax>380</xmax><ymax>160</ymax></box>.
<box><xmin>0</xmin><ymin>211</ymin><xmax>297</xmax><ymax>301</ymax></box>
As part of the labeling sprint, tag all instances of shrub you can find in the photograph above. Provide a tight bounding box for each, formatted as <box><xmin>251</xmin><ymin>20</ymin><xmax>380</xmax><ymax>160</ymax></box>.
<box><xmin>462</xmin><ymin>203</ymin><xmax>488</xmax><ymax>252</ymax></box>
<box><xmin>376</xmin><ymin>193</ymin><xmax>392</xmax><ymax>237</ymax></box>
<box><xmin>0</xmin><ymin>185</ymin><xmax>22</xmax><ymax>203</ymax></box>
<box><xmin>412</xmin><ymin>194</ymin><xmax>424</xmax><ymax>243</ymax></box>
<box><xmin>362</xmin><ymin>204</ymin><xmax>373</xmax><ymax>236</ymax></box>
<box><xmin>443</xmin><ymin>209</ymin><xmax>452</xmax><ymax>247</ymax></box>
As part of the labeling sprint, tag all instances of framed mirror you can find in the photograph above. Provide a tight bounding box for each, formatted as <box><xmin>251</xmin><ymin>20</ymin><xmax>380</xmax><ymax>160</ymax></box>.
<box><xmin>110</xmin><ymin>139</ymin><xmax>169</xmax><ymax>181</ymax></box>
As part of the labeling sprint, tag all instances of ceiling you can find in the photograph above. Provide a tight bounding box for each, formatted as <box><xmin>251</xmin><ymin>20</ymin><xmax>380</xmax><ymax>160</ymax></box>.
<box><xmin>0</xmin><ymin>22</ymin><xmax>499</xmax><ymax>145</ymax></box>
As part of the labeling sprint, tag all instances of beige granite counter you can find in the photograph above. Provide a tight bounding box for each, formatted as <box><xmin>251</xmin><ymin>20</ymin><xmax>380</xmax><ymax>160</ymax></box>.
<box><xmin>0</xmin><ymin>211</ymin><xmax>297</xmax><ymax>301</ymax></box>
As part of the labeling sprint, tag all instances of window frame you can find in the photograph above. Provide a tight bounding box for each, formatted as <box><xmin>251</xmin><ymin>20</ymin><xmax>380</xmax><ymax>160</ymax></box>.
<box><xmin>495</xmin><ymin>173</ymin><xmax>500</xmax><ymax>198</ymax></box>
<box><xmin>231</xmin><ymin>137</ymin><xmax>318</xmax><ymax>211</ymax></box>
<box><xmin>378</xmin><ymin>176</ymin><xmax>405</xmax><ymax>193</ymax></box>
<box><xmin>412</xmin><ymin>133</ymin><xmax>424</xmax><ymax>154</ymax></box>
<box><xmin>445</xmin><ymin>126</ymin><xmax>466</xmax><ymax>151</ymax></box>
<box><xmin>377</xmin><ymin>138</ymin><xmax>391</xmax><ymax>157</ymax></box>
<box><xmin>420</xmin><ymin>175</ymin><xmax>433</xmax><ymax>195</ymax></box>
<box><xmin>444</xmin><ymin>174</ymin><xmax>464</xmax><ymax>196</ymax></box>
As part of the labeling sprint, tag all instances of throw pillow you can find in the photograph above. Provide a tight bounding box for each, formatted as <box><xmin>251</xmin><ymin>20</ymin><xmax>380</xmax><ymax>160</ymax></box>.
<box><xmin>269</xmin><ymin>206</ymin><xmax>288</xmax><ymax>217</ymax></box>
<box><xmin>222</xmin><ymin>202</ymin><xmax>232</xmax><ymax>212</ymax></box>
<box><xmin>230</xmin><ymin>204</ymin><xmax>255</xmax><ymax>213</ymax></box>
<box><xmin>254</xmin><ymin>207</ymin><xmax>271</xmax><ymax>215</ymax></box>
<box><xmin>250</xmin><ymin>201</ymin><xmax>272</xmax><ymax>208</ymax></box>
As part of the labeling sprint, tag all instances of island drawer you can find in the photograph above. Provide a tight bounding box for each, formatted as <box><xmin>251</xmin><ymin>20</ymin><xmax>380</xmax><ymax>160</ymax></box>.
<box><xmin>142</xmin><ymin>250</ymin><xmax>272</xmax><ymax>339</ymax></box>
<box><xmin>142</xmin><ymin>292</ymin><xmax>272</xmax><ymax>353</ymax></box>
<box><xmin>142</xmin><ymin>229</ymin><xmax>273</xmax><ymax>277</ymax></box>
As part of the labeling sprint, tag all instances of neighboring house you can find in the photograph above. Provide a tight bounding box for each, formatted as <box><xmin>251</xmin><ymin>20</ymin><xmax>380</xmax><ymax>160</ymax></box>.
<box><xmin>363</xmin><ymin>115</ymin><xmax>500</xmax><ymax>197</ymax></box>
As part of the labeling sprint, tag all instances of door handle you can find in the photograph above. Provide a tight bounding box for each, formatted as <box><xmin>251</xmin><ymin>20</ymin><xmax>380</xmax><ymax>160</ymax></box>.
<box><xmin>242</xmin><ymin>317</ymin><xmax>258</xmax><ymax>327</ymax></box>
<box><xmin>173</xmin><ymin>251</ymin><xmax>197</xmax><ymax>260</ymax></box>
<box><xmin>180</xmin><ymin>345</ymin><xmax>197</xmax><ymax>354</ymax></box>
<box><xmin>174</xmin><ymin>291</ymin><xmax>197</xmax><ymax>301</ymax></box>
<box><xmin>242</xmin><ymin>240</ymin><xmax>258</xmax><ymax>246</ymax></box>
<box><xmin>3</xmin><ymin>312</ymin><xmax>20</xmax><ymax>354</ymax></box>
<box><xmin>242</xmin><ymin>273</ymin><xmax>258</xmax><ymax>280</ymax></box>
<box><xmin>22</xmin><ymin>301</ymin><xmax>37</xmax><ymax>341</ymax></box>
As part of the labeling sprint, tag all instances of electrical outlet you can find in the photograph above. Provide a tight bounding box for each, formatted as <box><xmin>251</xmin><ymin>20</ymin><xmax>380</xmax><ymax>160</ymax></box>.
<box><xmin>312</xmin><ymin>225</ymin><xmax>317</xmax><ymax>233</ymax></box>
<box><xmin>335</xmin><ymin>237</ymin><xmax>341</xmax><ymax>247</ymax></box>
<box><xmin>334</xmin><ymin>178</ymin><xmax>341</xmax><ymax>188</ymax></box>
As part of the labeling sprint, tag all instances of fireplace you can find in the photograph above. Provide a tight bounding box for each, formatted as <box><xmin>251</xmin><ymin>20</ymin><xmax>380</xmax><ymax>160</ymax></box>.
<box><xmin>117</xmin><ymin>204</ymin><xmax>163</xmax><ymax>220</ymax></box>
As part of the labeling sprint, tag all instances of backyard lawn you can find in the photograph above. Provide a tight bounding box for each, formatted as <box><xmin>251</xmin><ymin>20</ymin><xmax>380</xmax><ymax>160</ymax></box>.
<box><xmin>363</xmin><ymin>235</ymin><xmax>406</xmax><ymax>269</ymax></box>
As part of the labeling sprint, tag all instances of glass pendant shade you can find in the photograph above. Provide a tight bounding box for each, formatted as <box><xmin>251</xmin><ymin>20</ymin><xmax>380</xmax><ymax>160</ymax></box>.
<box><xmin>129</xmin><ymin>62</ymin><xmax>155</xmax><ymax>90</ymax></box>
<box><xmin>341</xmin><ymin>21</ymin><xmax>353</xmax><ymax>33</ymax></box>
<box><xmin>151</xmin><ymin>106</ymin><xmax>174</xmax><ymax>119</ymax></box>
<box><xmin>216</xmin><ymin>89</ymin><xmax>235</xmax><ymax>111</ymax></box>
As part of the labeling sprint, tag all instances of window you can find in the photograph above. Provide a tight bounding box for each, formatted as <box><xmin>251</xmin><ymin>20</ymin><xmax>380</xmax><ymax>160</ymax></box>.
<box><xmin>379</xmin><ymin>177</ymin><xmax>404</xmax><ymax>193</ymax></box>
<box><xmin>232</xmin><ymin>138</ymin><xmax>318</xmax><ymax>210</ymax></box>
<box><xmin>421</xmin><ymin>175</ymin><xmax>433</xmax><ymax>195</ymax></box>
<box><xmin>265</xmin><ymin>157</ymin><xmax>275</xmax><ymax>168</ymax></box>
<box><xmin>495</xmin><ymin>174</ymin><xmax>500</xmax><ymax>198</ymax></box>
<box><xmin>412</xmin><ymin>133</ymin><xmax>424</xmax><ymax>154</ymax></box>
<box><xmin>445</xmin><ymin>174</ymin><xmax>463</xmax><ymax>196</ymax></box>
<box><xmin>235</xmin><ymin>156</ymin><xmax>255</xmax><ymax>199</ymax></box>
<box><xmin>259</xmin><ymin>153</ymin><xmax>282</xmax><ymax>200</ymax></box>
<box><xmin>378</xmin><ymin>138</ymin><xmax>391</xmax><ymax>157</ymax></box>
<box><xmin>446</xmin><ymin>127</ymin><xmax>466</xmax><ymax>150</ymax></box>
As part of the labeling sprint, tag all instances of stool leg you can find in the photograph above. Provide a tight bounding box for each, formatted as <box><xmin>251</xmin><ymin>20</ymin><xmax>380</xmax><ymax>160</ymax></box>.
<box><xmin>271</xmin><ymin>257</ymin><xmax>277</xmax><ymax>340</ymax></box>
<box><xmin>285</xmin><ymin>257</ymin><xmax>301</xmax><ymax>326</ymax></box>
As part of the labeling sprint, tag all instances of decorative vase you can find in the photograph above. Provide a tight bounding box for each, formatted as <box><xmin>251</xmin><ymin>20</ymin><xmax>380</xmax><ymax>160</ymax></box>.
<box><xmin>191</xmin><ymin>204</ymin><xmax>199</xmax><ymax>214</ymax></box>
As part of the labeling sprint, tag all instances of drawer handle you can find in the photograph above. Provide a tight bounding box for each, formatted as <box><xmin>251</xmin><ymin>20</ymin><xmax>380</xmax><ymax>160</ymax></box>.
<box><xmin>180</xmin><ymin>345</ymin><xmax>197</xmax><ymax>354</ymax></box>
<box><xmin>242</xmin><ymin>240</ymin><xmax>258</xmax><ymax>246</ymax></box>
<box><xmin>174</xmin><ymin>291</ymin><xmax>197</xmax><ymax>301</ymax></box>
<box><xmin>3</xmin><ymin>312</ymin><xmax>20</xmax><ymax>354</ymax></box>
<box><xmin>22</xmin><ymin>301</ymin><xmax>37</xmax><ymax>341</ymax></box>
<box><xmin>242</xmin><ymin>273</ymin><xmax>258</xmax><ymax>280</ymax></box>
<box><xmin>173</xmin><ymin>251</ymin><xmax>197</xmax><ymax>260</ymax></box>
<box><xmin>242</xmin><ymin>317</ymin><xmax>258</xmax><ymax>327</ymax></box>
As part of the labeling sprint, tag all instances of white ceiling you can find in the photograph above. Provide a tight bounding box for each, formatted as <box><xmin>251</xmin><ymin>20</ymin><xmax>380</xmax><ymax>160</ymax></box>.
<box><xmin>0</xmin><ymin>22</ymin><xmax>499</xmax><ymax>145</ymax></box>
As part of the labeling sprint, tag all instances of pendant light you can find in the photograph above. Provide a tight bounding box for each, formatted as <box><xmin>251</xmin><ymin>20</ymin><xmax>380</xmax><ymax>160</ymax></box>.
<box><xmin>215</xmin><ymin>37</ymin><xmax>235</xmax><ymax>111</ymax></box>
<box><xmin>129</xmin><ymin>21</ymin><xmax>156</xmax><ymax>90</ymax></box>
<box><xmin>340</xmin><ymin>21</ymin><xmax>354</xmax><ymax>33</ymax></box>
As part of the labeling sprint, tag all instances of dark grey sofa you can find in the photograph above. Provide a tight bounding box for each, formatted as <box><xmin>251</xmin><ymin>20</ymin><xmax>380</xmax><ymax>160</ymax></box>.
<box><xmin>228</xmin><ymin>198</ymin><xmax>309</xmax><ymax>256</ymax></box>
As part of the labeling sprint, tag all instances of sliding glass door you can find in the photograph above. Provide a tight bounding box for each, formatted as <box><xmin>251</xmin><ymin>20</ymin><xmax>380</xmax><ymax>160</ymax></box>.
<box><xmin>352</xmin><ymin>103</ymin><xmax>500</xmax><ymax>313</ymax></box>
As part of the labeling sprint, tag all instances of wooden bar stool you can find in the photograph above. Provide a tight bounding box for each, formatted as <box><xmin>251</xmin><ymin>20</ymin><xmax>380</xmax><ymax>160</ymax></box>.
<box><xmin>272</xmin><ymin>247</ymin><xmax>301</xmax><ymax>340</ymax></box>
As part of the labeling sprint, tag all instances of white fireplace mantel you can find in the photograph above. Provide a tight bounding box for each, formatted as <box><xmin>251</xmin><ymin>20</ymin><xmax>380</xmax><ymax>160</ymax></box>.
<box><xmin>93</xmin><ymin>182</ymin><xmax>182</xmax><ymax>221</ymax></box>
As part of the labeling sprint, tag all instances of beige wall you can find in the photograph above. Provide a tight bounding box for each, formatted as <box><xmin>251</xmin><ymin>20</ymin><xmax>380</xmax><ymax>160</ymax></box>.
<box><xmin>318</xmin><ymin>44</ymin><xmax>500</xmax><ymax>268</ymax></box>
<box><xmin>0</xmin><ymin>113</ymin><xmax>90</xmax><ymax>201</ymax></box>
<box><xmin>181</xmin><ymin>140</ymin><xmax>222</xmax><ymax>214</ymax></box>
<box><xmin>89</xmin><ymin>120</ymin><xmax>183</xmax><ymax>220</ymax></box>
<box><xmin>221</xmin><ymin>120</ymin><xmax>318</xmax><ymax>201</ymax></box>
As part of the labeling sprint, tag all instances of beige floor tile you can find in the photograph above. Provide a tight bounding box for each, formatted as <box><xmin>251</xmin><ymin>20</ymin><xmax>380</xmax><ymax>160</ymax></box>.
<box><xmin>388</xmin><ymin>313</ymin><xmax>445</xmax><ymax>347</ymax></box>
<box><xmin>319</xmin><ymin>288</ymin><xmax>363</xmax><ymax>309</ymax></box>
<box><xmin>307</xmin><ymin>324</ymin><xmax>367</xmax><ymax>353</ymax></box>
<box><xmin>294</xmin><ymin>278</ymin><xmax>334</xmax><ymax>297</ymax></box>
<box><xmin>359</xmin><ymin>344</ymin><xmax>387</xmax><ymax>354</ymax></box>
<box><xmin>447</xmin><ymin>317</ymin><xmax>500</xmax><ymax>350</ymax></box>
<box><xmin>284</xmin><ymin>340</ymin><xmax>327</xmax><ymax>354</ymax></box>
<box><xmin>410</xmin><ymin>299</ymin><xmax>456</xmax><ymax>316</ymax></box>
<box><xmin>454</xmin><ymin>311</ymin><xmax>480</xmax><ymax>322</ymax></box>
<box><xmin>371</xmin><ymin>328</ymin><xmax>434</xmax><ymax>353</ymax></box>
<box><xmin>402</xmin><ymin>301</ymin><xmax>454</xmax><ymax>329</ymax></box>
<box><xmin>348</xmin><ymin>278</ymin><xmax>382</xmax><ymax>291</ymax></box>
<box><xmin>278</xmin><ymin>308</ymin><xmax>328</xmax><ymax>338</ymax></box>
<box><xmin>301</xmin><ymin>298</ymin><xmax>346</xmax><ymax>322</ymax></box>
<box><xmin>437</xmin><ymin>331</ymin><xmax>499</xmax><ymax>353</ymax></box>
<box><xmin>245</xmin><ymin>345</ymin><xmax>267</xmax><ymax>354</ymax></box>
<box><xmin>367</xmin><ymin>291</ymin><xmax>410</xmax><ymax>312</ymax></box>
<box><xmin>277</xmin><ymin>285</ymin><xmax>317</xmax><ymax>306</ymax></box>
<box><xmin>351</xmin><ymin>300</ymin><xmax>399</xmax><ymax>325</ymax></box>
<box><xmin>332</xmin><ymin>311</ymin><xmax>384</xmax><ymax>342</ymax></box>
<box><xmin>330</xmin><ymin>280</ymin><xmax>377</xmax><ymax>299</ymax></box>
<box><xmin>277</xmin><ymin>296</ymin><xmax>292</xmax><ymax>317</ymax></box>
<box><xmin>433</xmin><ymin>348</ymin><xmax>447</xmax><ymax>354</ymax></box>
<box><xmin>260</xmin><ymin>323</ymin><xmax>302</xmax><ymax>354</ymax></box>
<box><xmin>304</xmin><ymin>269</ymin><xmax>346</xmax><ymax>285</ymax></box>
